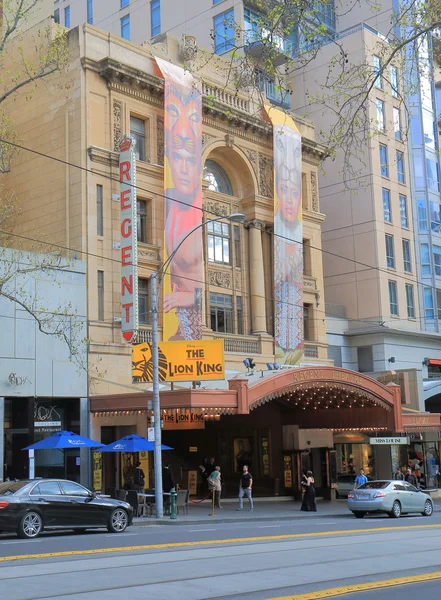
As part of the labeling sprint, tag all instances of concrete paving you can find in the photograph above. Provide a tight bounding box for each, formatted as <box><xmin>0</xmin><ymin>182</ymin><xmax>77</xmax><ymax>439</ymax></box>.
<box><xmin>134</xmin><ymin>496</ymin><xmax>441</xmax><ymax>526</ymax></box>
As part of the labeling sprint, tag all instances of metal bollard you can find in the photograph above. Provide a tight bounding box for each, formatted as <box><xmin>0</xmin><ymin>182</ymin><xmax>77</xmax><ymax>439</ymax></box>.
<box><xmin>170</xmin><ymin>487</ymin><xmax>177</xmax><ymax>520</ymax></box>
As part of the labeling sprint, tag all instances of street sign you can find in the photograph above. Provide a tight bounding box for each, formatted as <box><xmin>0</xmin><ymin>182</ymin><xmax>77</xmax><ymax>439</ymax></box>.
<box><xmin>369</xmin><ymin>437</ymin><xmax>408</xmax><ymax>445</ymax></box>
<box><xmin>147</xmin><ymin>427</ymin><xmax>155</xmax><ymax>442</ymax></box>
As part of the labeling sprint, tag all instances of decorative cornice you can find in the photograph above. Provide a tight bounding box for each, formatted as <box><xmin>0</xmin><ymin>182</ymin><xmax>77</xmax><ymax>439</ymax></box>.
<box><xmin>246</xmin><ymin>219</ymin><xmax>266</xmax><ymax>231</ymax></box>
<box><xmin>82</xmin><ymin>56</ymin><xmax>328</xmax><ymax>157</ymax></box>
<box><xmin>87</xmin><ymin>146</ymin><xmax>163</xmax><ymax>180</ymax></box>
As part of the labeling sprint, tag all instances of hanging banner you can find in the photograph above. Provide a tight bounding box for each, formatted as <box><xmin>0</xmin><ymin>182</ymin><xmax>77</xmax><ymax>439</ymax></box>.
<box><xmin>132</xmin><ymin>339</ymin><xmax>224</xmax><ymax>382</ymax></box>
<box><xmin>119</xmin><ymin>136</ymin><xmax>139</xmax><ymax>342</ymax></box>
<box><xmin>155</xmin><ymin>57</ymin><xmax>203</xmax><ymax>342</ymax></box>
<box><xmin>92</xmin><ymin>452</ymin><xmax>103</xmax><ymax>492</ymax></box>
<box><xmin>264</xmin><ymin>105</ymin><xmax>303</xmax><ymax>365</ymax></box>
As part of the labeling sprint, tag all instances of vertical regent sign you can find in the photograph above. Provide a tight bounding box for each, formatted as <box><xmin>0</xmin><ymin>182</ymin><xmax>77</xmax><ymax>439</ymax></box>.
<box><xmin>119</xmin><ymin>137</ymin><xmax>138</xmax><ymax>342</ymax></box>
<box><xmin>264</xmin><ymin>105</ymin><xmax>303</xmax><ymax>366</ymax></box>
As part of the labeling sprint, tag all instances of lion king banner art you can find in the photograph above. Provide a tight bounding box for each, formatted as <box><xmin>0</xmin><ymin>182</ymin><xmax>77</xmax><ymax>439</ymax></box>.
<box><xmin>155</xmin><ymin>57</ymin><xmax>203</xmax><ymax>342</ymax></box>
<box><xmin>264</xmin><ymin>105</ymin><xmax>303</xmax><ymax>365</ymax></box>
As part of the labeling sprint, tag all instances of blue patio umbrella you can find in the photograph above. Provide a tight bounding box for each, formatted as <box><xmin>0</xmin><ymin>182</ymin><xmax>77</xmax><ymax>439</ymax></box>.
<box><xmin>99</xmin><ymin>434</ymin><xmax>173</xmax><ymax>453</ymax></box>
<box><xmin>22</xmin><ymin>430</ymin><xmax>104</xmax><ymax>450</ymax></box>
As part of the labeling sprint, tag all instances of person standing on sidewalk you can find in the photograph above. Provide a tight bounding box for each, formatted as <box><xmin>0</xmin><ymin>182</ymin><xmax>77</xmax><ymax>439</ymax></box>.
<box><xmin>393</xmin><ymin>467</ymin><xmax>405</xmax><ymax>481</ymax></box>
<box><xmin>354</xmin><ymin>468</ymin><xmax>368</xmax><ymax>489</ymax></box>
<box><xmin>237</xmin><ymin>465</ymin><xmax>253</xmax><ymax>511</ymax></box>
<box><xmin>207</xmin><ymin>466</ymin><xmax>222</xmax><ymax>508</ymax></box>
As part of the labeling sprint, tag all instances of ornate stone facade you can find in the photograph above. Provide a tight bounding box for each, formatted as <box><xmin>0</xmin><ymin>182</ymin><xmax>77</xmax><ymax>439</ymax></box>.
<box><xmin>113</xmin><ymin>101</ymin><xmax>123</xmax><ymax>152</ymax></box>
<box><xmin>156</xmin><ymin>116</ymin><xmax>164</xmax><ymax>166</ymax></box>
<box><xmin>258</xmin><ymin>153</ymin><xmax>273</xmax><ymax>198</ymax></box>
<box><xmin>208</xmin><ymin>269</ymin><xmax>231</xmax><ymax>288</ymax></box>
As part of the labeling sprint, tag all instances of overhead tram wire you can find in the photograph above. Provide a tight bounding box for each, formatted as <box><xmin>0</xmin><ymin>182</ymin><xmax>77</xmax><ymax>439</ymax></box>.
<box><xmin>0</xmin><ymin>137</ymin><xmax>435</xmax><ymax>325</ymax></box>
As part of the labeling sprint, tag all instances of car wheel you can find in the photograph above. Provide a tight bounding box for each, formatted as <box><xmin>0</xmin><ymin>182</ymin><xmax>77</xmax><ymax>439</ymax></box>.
<box><xmin>353</xmin><ymin>511</ymin><xmax>366</xmax><ymax>519</ymax></box>
<box><xmin>389</xmin><ymin>501</ymin><xmax>401</xmax><ymax>518</ymax></box>
<box><xmin>107</xmin><ymin>509</ymin><xmax>128</xmax><ymax>533</ymax></box>
<box><xmin>18</xmin><ymin>512</ymin><xmax>43</xmax><ymax>539</ymax></box>
<box><xmin>422</xmin><ymin>500</ymin><xmax>433</xmax><ymax>517</ymax></box>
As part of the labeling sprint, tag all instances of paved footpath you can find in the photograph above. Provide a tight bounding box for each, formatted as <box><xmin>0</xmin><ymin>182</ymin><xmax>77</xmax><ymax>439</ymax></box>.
<box><xmin>134</xmin><ymin>497</ymin><xmax>441</xmax><ymax>526</ymax></box>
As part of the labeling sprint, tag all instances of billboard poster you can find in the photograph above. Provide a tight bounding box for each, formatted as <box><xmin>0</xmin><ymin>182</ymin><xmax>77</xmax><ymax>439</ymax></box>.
<box><xmin>264</xmin><ymin>105</ymin><xmax>303</xmax><ymax>365</ymax></box>
<box><xmin>155</xmin><ymin>57</ymin><xmax>203</xmax><ymax>342</ymax></box>
<box><xmin>119</xmin><ymin>136</ymin><xmax>138</xmax><ymax>342</ymax></box>
<box><xmin>132</xmin><ymin>339</ymin><xmax>224</xmax><ymax>382</ymax></box>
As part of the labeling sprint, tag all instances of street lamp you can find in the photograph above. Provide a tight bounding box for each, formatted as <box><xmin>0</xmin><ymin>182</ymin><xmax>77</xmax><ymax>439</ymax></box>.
<box><xmin>150</xmin><ymin>212</ymin><xmax>246</xmax><ymax>517</ymax></box>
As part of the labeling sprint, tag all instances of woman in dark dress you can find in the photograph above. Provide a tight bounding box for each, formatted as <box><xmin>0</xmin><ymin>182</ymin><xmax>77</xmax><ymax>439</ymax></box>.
<box><xmin>305</xmin><ymin>470</ymin><xmax>317</xmax><ymax>511</ymax></box>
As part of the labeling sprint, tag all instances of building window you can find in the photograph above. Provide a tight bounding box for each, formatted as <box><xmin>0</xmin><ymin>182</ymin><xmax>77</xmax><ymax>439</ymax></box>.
<box><xmin>396</xmin><ymin>151</ymin><xmax>405</xmax><ymax>183</ymax></box>
<box><xmin>431</xmin><ymin>201</ymin><xmax>441</xmax><ymax>232</ymax></box>
<box><xmin>121</xmin><ymin>14</ymin><xmax>130</xmax><ymax>40</ymax></box>
<box><xmin>64</xmin><ymin>6</ymin><xmax>70</xmax><ymax>27</ymax></box>
<box><xmin>437</xmin><ymin>290</ymin><xmax>441</xmax><ymax>320</ymax></box>
<box><xmin>393</xmin><ymin>107</ymin><xmax>401</xmax><ymax>140</ymax></box>
<box><xmin>151</xmin><ymin>0</ymin><xmax>161</xmax><ymax>36</ymax></box>
<box><xmin>390</xmin><ymin>65</ymin><xmax>399</xmax><ymax>97</ymax></box>
<box><xmin>97</xmin><ymin>184</ymin><xmax>103</xmax><ymax>236</ymax></box>
<box><xmin>303</xmin><ymin>304</ymin><xmax>312</xmax><ymax>340</ymax></box>
<box><xmin>382</xmin><ymin>188</ymin><xmax>391</xmax><ymax>222</ymax></box>
<box><xmin>137</xmin><ymin>199</ymin><xmax>148</xmax><ymax>243</ymax></box>
<box><xmin>405</xmin><ymin>284</ymin><xmax>415</xmax><ymax>319</ymax></box>
<box><xmin>54</xmin><ymin>8</ymin><xmax>60</xmax><ymax>23</ymax></box>
<box><xmin>399</xmin><ymin>194</ymin><xmax>408</xmax><ymax>228</ymax></box>
<box><xmin>203</xmin><ymin>160</ymin><xmax>233</xmax><ymax>195</ymax></box>
<box><xmin>376</xmin><ymin>98</ymin><xmax>385</xmax><ymax>132</ymax></box>
<box><xmin>210</xmin><ymin>293</ymin><xmax>233</xmax><ymax>333</ymax></box>
<box><xmin>421</xmin><ymin>243</ymin><xmax>431</xmax><ymax>275</ymax></box>
<box><xmin>234</xmin><ymin>225</ymin><xmax>241</xmax><ymax>268</ymax></box>
<box><xmin>236</xmin><ymin>296</ymin><xmax>243</xmax><ymax>334</ymax></box>
<box><xmin>208</xmin><ymin>221</ymin><xmax>230</xmax><ymax>264</ymax></box>
<box><xmin>87</xmin><ymin>0</ymin><xmax>93</xmax><ymax>24</ymax></box>
<box><xmin>97</xmin><ymin>271</ymin><xmax>104</xmax><ymax>321</ymax></box>
<box><xmin>121</xmin><ymin>0</ymin><xmax>129</xmax><ymax>6</ymax></box>
<box><xmin>388</xmin><ymin>280</ymin><xmax>398</xmax><ymax>316</ymax></box>
<box><xmin>434</xmin><ymin>245</ymin><xmax>441</xmax><ymax>276</ymax></box>
<box><xmin>379</xmin><ymin>144</ymin><xmax>389</xmax><ymax>177</ymax></box>
<box><xmin>424</xmin><ymin>287</ymin><xmax>435</xmax><ymax>320</ymax></box>
<box><xmin>130</xmin><ymin>116</ymin><xmax>146</xmax><ymax>161</ymax></box>
<box><xmin>418</xmin><ymin>199</ymin><xmax>428</xmax><ymax>231</ymax></box>
<box><xmin>138</xmin><ymin>278</ymin><xmax>150</xmax><ymax>324</ymax></box>
<box><xmin>213</xmin><ymin>0</ymin><xmax>223</xmax><ymax>3</ymax></box>
<box><xmin>214</xmin><ymin>9</ymin><xmax>235</xmax><ymax>54</ymax></box>
<box><xmin>402</xmin><ymin>239</ymin><xmax>411</xmax><ymax>273</ymax></box>
<box><xmin>315</xmin><ymin>0</ymin><xmax>336</xmax><ymax>32</ymax></box>
<box><xmin>385</xmin><ymin>234</ymin><xmax>395</xmax><ymax>269</ymax></box>
<box><xmin>427</xmin><ymin>159</ymin><xmax>440</xmax><ymax>191</ymax></box>
<box><xmin>373</xmin><ymin>55</ymin><xmax>382</xmax><ymax>89</ymax></box>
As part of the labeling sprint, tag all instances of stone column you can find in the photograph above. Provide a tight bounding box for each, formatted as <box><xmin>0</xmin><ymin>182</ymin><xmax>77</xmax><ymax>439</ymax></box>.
<box><xmin>248</xmin><ymin>220</ymin><xmax>267</xmax><ymax>334</ymax></box>
<box><xmin>0</xmin><ymin>398</ymin><xmax>4</xmax><ymax>482</ymax></box>
<box><xmin>80</xmin><ymin>397</ymin><xmax>91</xmax><ymax>488</ymax></box>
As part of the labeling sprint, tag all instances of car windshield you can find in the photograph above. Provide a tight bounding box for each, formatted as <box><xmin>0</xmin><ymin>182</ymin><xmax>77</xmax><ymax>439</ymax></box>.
<box><xmin>0</xmin><ymin>481</ymin><xmax>28</xmax><ymax>496</ymax></box>
<box><xmin>357</xmin><ymin>481</ymin><xmax>389</xmax><ymax>490</ymax></box>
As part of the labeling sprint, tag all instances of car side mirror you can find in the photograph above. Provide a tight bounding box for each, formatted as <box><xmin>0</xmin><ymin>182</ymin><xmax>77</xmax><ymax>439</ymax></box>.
<box><xmin>86</xmin><ymin>491</ymin><xmax>96</xmax><ymax>502</ymax></box>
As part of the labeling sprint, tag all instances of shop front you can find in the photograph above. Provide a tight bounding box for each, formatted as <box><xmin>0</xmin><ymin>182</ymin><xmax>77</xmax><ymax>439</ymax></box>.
<box><xmin>91</xmin><ymin>366</ymin><xmax>407</xmax><ymax>497</ymax></box>
<box><xmin>3</xmin><ymin>397</ymin><xmax>85</xmax><ymax>482</ymax></box>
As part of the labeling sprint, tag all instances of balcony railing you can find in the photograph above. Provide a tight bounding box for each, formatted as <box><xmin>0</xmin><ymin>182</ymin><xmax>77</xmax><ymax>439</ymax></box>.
<box><xmin>214</xmin><ymin>335</ymin><xmax>261</xmax><ymax>354</ymax></box>
<box><xmin>256</xmin><ymin>72</ymin><xmax>291</xmax><ymax>109</ymax></box>
<box><xmin>304</xmin><ymin>343</ymin><xmax>319</xmax><ymax>359</ymax></box>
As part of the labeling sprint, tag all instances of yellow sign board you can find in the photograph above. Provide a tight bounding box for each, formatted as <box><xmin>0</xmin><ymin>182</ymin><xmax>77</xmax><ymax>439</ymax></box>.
<box><xmin>93</xmin><ymin>452</ymin><xmax>103</xmax><ymax>492</ymax></box>
<box><xmin>188</xmin><ymin>470</ymin><xmax>198</xmax><ymax>495</ymax></box>
<box><xmin>132</xmin><ymin>339</ymin><xmax>225</xmax><ymax>382</ymax></box>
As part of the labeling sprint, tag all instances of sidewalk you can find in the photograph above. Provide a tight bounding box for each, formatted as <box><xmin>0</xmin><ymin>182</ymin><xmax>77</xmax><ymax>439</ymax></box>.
<box><xmin>133</xmin><ymin>497</ymin><xmax>441</xmax><ymax>526</ymax></box>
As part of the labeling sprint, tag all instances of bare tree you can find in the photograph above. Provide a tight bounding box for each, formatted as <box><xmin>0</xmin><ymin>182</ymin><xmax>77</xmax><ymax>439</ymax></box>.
<box><xmin>186</xmin><ymin>0</ymin><xmax>441</xmax><ymax>184</ymax></box>
<box><xmin>0</xmin><ymin>2</ymin><xmax>82</xmax><ymax>362</ymax></box>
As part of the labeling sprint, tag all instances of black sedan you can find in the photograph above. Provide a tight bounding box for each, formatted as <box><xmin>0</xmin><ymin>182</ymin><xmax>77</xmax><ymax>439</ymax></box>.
<box><xmin>0</xmin><ymin>479</ymin><xmax>133</xmax><ymax>539</ymax></box>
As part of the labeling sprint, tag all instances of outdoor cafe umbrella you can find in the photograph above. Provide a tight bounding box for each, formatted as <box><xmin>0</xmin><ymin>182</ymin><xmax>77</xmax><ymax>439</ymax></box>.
<box><xmin>98</xmin><ymin>434</ymin><xmax>173</xmax><ymax>453</ymax></box>
<box><xmin>22</xmin><ymin>430</ymin><xmax>104</xmax><ymax>480</ymax></box>
<box><xmin>22</xmin><ymin>430</ymin><xmax>104</xmax><ymax>450</ymax></box>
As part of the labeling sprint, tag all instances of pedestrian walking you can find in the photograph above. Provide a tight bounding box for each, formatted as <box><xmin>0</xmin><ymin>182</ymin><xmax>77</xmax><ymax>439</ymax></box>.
<box><xmin>301</xmin><ymin>470</ymin><xmax>317</xmax><ymax>512</ymax></box>
<box><xmin>354</xmin><ymin>468</ymin><xmax>368</xmax><ymax>489</ymax></box>
<box><xmin>207</xmin><ymin>466</ymin><xmax>222</xmax><ymax>508</ymax></box>
<box><xmin>393</xmin><ymin>467</ymin><xmax>405</xmax><ymax>481</ymax></box>
<box><xmin>405</xmin><ymin>468</ymin><xmax>418</xmax><ymax>487</ymax></box>
<box><xmin>237</xmin><ymin>465</ymin><xmax>253</xmax><ymax>511</ymax></box>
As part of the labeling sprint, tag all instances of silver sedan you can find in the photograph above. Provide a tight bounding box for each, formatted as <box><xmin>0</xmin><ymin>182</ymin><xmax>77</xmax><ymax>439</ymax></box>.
<box><xmin>348</xmin><ymin>480</ymin><xmax>434</xmax><ymax>518</ymax></box>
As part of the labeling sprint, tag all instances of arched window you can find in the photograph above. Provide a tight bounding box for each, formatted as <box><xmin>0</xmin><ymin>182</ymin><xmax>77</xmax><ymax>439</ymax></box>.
<box><xmin>203</xmin><ymin>160</ymin><xmax>233</xmax><ymax>195</ymax></box>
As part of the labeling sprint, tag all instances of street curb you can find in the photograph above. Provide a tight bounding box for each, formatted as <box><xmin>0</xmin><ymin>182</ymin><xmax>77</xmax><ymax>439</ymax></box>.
<box><xmin>132</xmin><ymin>512</ymin><xmax>353</xmax><ymax>526</ymax></box>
